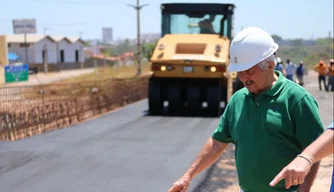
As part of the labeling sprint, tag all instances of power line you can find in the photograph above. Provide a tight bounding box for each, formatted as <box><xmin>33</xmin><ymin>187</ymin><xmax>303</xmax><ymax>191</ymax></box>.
<box><xmin>39</xmin><ymin>22</ymin><xmax>88</xmax><ymax>26</ymax></box>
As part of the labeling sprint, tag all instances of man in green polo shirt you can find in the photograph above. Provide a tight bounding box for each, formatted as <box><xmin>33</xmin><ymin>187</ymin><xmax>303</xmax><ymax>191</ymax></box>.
<box><xmin>168</xmin><ymin>27</ymin><xmax>324</xmax><ymax>192</ymax></box>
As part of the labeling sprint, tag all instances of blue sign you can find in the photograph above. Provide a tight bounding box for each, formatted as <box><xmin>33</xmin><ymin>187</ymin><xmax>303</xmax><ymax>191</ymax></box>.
<box><xmin>4</xmin><ymin>63</ymin><xmax>29</xmax><ymax>83</ymax></box>
<box><xmin>8</xmin><ymin>53</ymin><xmax>19</xmax><ymax>61</ymax></box>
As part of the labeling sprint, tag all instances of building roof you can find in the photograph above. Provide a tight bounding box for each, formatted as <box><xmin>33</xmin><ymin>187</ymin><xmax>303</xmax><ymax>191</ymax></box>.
<box><xmin>5</xmin><ymin>34</ymin><xmax>54</xmax><ymax>43</ymax></box>
<box><xmin>48</xmin><ymin>36</ymin><xmax>72</xmax><ymax>43</ymax></box>
<box><xmin>67</xmin><ymin>37</ymin><xmax>86</xmax><ymax>44</ymax></box>
<box><xmin>3</xmin><ymin>34</ymin><xmax>85</xmax><ymax>44</ymax></box>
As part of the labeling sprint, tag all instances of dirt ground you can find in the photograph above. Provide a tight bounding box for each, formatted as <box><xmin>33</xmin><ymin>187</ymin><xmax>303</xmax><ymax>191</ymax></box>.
<box><xmin>0</xmin><ymin>68</ymin><xmax>95</xmax><ymax>87</ymax></box>
<box><xmin>196</xmin><ymin>71</ymin><xmax>334</xmax><ymax>192</ymax></box>
<box><xmin>0</xmin><ymin>65</ymin><xmax>150</xmax><ymax>87</ymax></box>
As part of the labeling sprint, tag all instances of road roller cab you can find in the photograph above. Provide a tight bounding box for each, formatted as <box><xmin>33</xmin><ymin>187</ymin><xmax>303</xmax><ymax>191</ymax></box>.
<box><xmin>148</xmin><ymin>3</ymin><xmax>241</xmax><ymax>116</ymax></box>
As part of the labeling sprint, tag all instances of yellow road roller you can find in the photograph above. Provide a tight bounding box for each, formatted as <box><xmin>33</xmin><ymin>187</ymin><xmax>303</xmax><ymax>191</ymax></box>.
<box><xmin>148</xmin><ymin>3</ymin><xmax>243</xmax><ymax>116</ymax></box>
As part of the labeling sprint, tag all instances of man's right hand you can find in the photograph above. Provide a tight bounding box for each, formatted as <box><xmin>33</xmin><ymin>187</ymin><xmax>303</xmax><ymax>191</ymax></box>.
<box><xmin>168</xmin><ymin>175</ymin><xmax>191</xmax><ymax>192</ymax></box>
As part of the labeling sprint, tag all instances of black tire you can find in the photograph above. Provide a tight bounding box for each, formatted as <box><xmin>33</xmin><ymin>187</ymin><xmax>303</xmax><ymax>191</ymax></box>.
<box><xmin>167</xmin><ymin>85</ymin><xmax>181</xmax><ymax>115</ymax></box>
<box><xmin>148</xmin><ymin>79</ymin><xmax>163</xmax><ymax>115</ymax></box>
<box><xmin>187</xmin><ymin>86</ymin><xmax>201</xmax><ymax>116</ymax></box>
<box><xmin>207</xmin><ymin>85</ymin><xmax>221</xmax><ymax>117</ymax></box>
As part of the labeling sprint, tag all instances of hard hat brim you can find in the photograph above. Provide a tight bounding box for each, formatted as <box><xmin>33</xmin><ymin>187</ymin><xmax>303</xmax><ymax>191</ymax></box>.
<box><xmin>227</xmin><ymin>62</ymin><xmax>258</xmax><ymax>73</ymax></box>
<box><xmin>227</xmin><ymin>43</ymin><xmax>279</xmax><ymax>72</ymax></box>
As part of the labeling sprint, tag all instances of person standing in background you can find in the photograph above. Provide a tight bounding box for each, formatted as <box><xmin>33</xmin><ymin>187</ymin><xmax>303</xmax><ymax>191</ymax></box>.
<box><xmin>326</xmin><ymin>59</ymin><xmax>334</xmax><ymax>91</ymax></box>
<box><xmin>313</xmin><ymin>60</ymin><xmax>328</xmax><ymax>91</ymax></box>
<box><xmin>285</xmin><ymin>59</ymin><xmax>296</xmax><ymax>81</ymax></box>
<box><xmin>296</xmin><ymin>60</ymin><xmax>305</xmax><ymax>86</ymax></box>
<box><xmin>275</xmin><ymin>57</ymin><xmax>286</xmax><ymax>76</ymax></box>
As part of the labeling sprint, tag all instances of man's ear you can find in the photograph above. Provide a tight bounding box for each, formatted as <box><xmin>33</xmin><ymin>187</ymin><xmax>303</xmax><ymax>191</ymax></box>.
<box><xmin>268</xmin><ymin>60</ymin><xmax>275</xmax><ymax>71</ymax></box>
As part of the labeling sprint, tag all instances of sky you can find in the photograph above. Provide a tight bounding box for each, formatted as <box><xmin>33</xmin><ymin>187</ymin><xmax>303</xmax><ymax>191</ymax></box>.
<box><xmin>0</xmin><ymin>0</ymin><xmax>333</xmax><ymax>40</ymax></box>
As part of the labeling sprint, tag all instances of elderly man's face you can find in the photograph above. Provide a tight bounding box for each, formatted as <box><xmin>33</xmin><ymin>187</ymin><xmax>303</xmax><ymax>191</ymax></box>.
<box><xmin>237</xmin><ymin>63</ymin><xmax>271</xmax><ymax>95</ymax></box>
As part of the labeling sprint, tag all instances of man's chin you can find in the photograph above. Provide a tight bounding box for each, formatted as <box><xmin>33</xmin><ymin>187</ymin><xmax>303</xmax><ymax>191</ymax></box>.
<box><xmin>246</xmin><ymin>87</ymin><xmax>258</xmax><ymax>94</ymax></box>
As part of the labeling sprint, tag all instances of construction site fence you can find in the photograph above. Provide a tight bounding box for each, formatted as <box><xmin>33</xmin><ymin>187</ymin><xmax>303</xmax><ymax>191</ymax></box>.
<box><xmin>0</xmin><ymin>76</ymin><xmax>149</xmax><ymax>141</ymax></box>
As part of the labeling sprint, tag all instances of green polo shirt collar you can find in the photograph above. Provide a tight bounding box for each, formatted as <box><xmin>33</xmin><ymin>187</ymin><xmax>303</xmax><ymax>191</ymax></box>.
<box><xmin>265</xmin><ymin>70</ymin><xmax>286</xmax><ymax>96</ymax></box>
<box><xmin>245</xmin><ymin>70</ymin><xmax>286</xmax><ymax>97</ymax></box>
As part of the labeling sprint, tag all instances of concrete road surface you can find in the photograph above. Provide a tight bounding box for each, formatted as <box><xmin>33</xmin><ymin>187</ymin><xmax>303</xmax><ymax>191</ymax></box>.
<box><xmin>0</xmin><ymin>100</ymin><xmax>220</xmax><ymax>192</ymax></box>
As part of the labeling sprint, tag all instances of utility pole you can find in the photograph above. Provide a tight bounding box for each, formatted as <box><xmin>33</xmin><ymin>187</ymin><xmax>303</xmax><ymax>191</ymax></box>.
<box><xmin>24</xmin><ymin>33</ymin><xmax>28</xmax><ymax>64</ymax></box>
<box><xmin>77</xmin><ymin>31</ymin><xmax>84</xmax><ymax>68</ymax></box>
<box><xmin>43</xmin><ymin>28</ymin><xmax>52</xmax><ymax>73</ymax></box>
<box><xmin>127</xmin><ymin>0</ymin><xmax>149</xmax><ymax>76</ymax></box>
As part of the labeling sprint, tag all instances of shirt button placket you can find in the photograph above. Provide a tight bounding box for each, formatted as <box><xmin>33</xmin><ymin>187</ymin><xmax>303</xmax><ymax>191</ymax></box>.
<box><xmin>251</xmin><ymin>100</ymin><xmax>260</xmax><ymax>119</ymax></box>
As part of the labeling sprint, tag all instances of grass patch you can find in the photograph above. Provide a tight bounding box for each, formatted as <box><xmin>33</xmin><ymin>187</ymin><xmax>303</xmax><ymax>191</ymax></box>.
<box><xmin>58</xmin><ymin>63</ymin><xmax>151</xmax><ymax>83</ymax></box>
<box><xmin>276</xmin><ymin>40</ymin><xmax>333</xmax><ymax>68</ymax></box>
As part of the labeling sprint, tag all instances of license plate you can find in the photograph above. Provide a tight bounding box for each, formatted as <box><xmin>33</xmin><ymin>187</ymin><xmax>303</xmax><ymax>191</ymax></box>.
<box><xmin>183</xmin><ymin>66</ymin><xmax>193</xmax><ymax>73</ymax></box>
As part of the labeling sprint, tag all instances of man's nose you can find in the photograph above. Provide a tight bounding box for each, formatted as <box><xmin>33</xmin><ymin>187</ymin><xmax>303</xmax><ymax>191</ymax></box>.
<box><xmin>238</xmin><ymin>73</ymin><xmax>252</xmax><ymax>84</ymax></box>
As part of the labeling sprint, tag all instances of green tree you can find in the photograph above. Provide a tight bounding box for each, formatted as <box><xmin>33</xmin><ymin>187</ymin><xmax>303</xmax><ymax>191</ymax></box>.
<box><xmin>290</xmin><ymin>38</ymin><xmax>303</xmax><ymax>46</ymax></box>
<box><xmin>271</xmin><ymin>34</ymin><xmax>283</xmax><ymax>42</ymax></box>
<box><xmin>115</xmin><ymin>38</ymin><xmax>136</xmax><ymax>55</ymax></box>
<box><xmin>142</xmin><ymin>41</ymin><xmax>157</xmax><ymax>59</ymax></box>
<box><xmin>277</xmin><ymin>37</ymin><xmax>333</xmax><ymax>69</ymax></box>
<box><xmin>101</xmin><ymin>47</ymin><xmax>116</xmax><ymax>56</ymax></box>
<box><xmin>316</xmin><ymin>38</ymin><xmax>333</xmax><ymax>46</ymax></box>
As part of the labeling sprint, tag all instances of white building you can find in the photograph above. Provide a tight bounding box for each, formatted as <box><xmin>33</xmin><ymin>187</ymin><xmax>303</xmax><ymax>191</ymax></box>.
<box><xmin>5</xmin><ymin>34</ymin><xmax>85</xmax><ymax>65</ymax></box>
<box><xmin>67</xmin><ymin>37</ymin><xmax>86</xmax><ymax>63</ymax></box>
<box><xmin>102</xmin><ymin>27</ymin><xmax>113</xmax><ymax>43</ymax></box>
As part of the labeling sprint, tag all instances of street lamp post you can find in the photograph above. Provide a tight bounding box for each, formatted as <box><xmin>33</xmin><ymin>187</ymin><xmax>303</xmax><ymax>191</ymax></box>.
<box><xmin>127</xmin><ymin>0</ymin><xmax>149</xmax><ymax>76</ymax></box>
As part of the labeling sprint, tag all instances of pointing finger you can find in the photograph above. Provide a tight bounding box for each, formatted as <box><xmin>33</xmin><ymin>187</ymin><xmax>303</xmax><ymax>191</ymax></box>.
<box><xmin>270</xmin><ymin>168</ymin><xmax>286</xmax><ymax>187</ymax></box>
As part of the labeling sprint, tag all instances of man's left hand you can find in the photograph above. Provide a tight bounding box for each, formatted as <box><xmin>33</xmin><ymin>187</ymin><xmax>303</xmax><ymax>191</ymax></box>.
<box><xmin>269</xmin><ymin>156</ymin><xmax>312</xmax><ymax>189</ymax></box>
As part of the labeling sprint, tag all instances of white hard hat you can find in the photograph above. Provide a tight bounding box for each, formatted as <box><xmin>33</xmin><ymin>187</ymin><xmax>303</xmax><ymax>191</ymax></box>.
<box><xmin>228</xmin><ymin>27</ymin><xmax>279</xmax><ymax>72</ymax></box>
<box><xmin>276</xmin><ymin>57</ymin><xmax>282</xmax><ymax>63</ymax></box>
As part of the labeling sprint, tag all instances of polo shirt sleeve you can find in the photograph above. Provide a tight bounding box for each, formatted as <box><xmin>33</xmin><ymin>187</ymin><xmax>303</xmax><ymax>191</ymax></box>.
<box><xmin>291</xmin><ymin>94</ymin><xmax>325</xmax><ymax>149</ymax></box>
<box><xmin>212</xmin><ymin>104</ymin><xmax>234</xmax><ymax>143</ymax></box>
